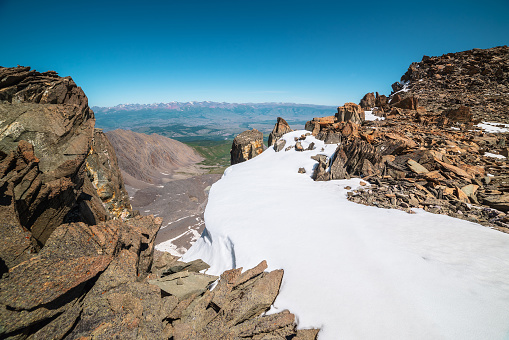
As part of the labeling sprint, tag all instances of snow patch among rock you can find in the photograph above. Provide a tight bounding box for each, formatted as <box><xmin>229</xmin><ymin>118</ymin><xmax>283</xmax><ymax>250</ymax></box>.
<box><xmin>183</xmin><ymin>130</ymin><xmax>509</xmax><ymax>339</ymax></box>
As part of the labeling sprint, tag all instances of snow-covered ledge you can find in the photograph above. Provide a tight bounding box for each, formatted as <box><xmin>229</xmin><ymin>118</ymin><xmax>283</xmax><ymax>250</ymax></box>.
<box><xmin>184</xmin><ymin>130</ymin><xmax>509</xmax><ymax>339</ymax></box>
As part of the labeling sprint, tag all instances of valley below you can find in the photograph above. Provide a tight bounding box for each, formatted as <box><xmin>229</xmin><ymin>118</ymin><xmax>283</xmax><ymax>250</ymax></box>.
<box><xmin>95</xmin><ymin>103</ymin><xmax>337</xmax><ymax>255</ymax></box>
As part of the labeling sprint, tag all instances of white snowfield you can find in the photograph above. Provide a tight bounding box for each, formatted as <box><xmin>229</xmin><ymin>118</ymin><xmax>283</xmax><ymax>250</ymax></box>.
<box><xmin>476</xmin><ymin>121</ymin><xmax>509</xmax><ymax>133</ymax></box>
<box><xmin>183</xmin><ymin>130</ymin><xmax>509</xmax><ymax>340</ymax></box>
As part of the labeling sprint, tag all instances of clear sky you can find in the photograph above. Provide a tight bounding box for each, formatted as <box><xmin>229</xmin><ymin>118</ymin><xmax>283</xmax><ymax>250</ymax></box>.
<box><xmin>1</xmin><ymin>0</ymin><xmax>508</xmax><ymax>107</ymax></box>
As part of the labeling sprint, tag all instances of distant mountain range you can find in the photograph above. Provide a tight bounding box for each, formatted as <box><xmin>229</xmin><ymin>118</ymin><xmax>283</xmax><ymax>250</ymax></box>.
<box><xmin>92</xmin><ymin>101</ymin><xmax>336</xmax><ymax>141</ymax></box>
<box><xmin>92</xmin><ymin>101</ymin><xmax>336</xmax><ymax>112</ymax></box>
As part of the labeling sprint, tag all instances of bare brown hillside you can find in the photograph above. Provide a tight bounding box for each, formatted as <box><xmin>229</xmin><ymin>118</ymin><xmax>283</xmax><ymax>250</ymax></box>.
<box><xmin>105</xmin><ymin>129</ymin><xmax>204</xmax><ymax>187</ymax></box>
<box><xmin>105</xmin><ymin>129</ymin><xmax>222</xmax><ymax>254</ymax></box>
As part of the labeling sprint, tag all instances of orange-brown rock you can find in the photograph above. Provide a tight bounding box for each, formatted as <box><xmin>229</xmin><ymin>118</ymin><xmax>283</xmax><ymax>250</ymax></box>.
<box><xmin>392</xmin><ymin>96</ymin><xmax>418</xmax><ymax>110</ymax></box>
<box><xmin>359</xmin><ymin>92</ymin><xmax>375</xmax><ymax>109</ymax></box>
<box><xmin>443</xmin><ymin>105</ymin><xmax>473</xmax><ymax>123</ymax></box>
<box><xmin>336</xmin><ymin>102</ymin><xmax>365</xmax><ymax>125</ymax></box>
<box><xmin>231</xmin><ymin>129</ymin><xmax>265</xmax><ymax>165</ymax></box>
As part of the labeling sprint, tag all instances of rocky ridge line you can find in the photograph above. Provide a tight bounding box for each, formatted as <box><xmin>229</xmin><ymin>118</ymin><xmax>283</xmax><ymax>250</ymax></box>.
<box><xmin>284</xmin><ymin>46</ymin><xmax>509</xmax><ymax>232</ymax></box>
<box><xmin>396</xmin><ymin>45</ymin><xmax>509</xmax><ymax>123</ymax></box>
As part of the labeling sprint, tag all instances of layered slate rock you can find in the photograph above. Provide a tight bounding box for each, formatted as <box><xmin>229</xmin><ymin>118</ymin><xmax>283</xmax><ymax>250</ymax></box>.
<box><xmin>268</xmin><ymin>117</ymin><xmax>293</xmax><ymax>146</ymax></box>
<box><xmin>397</xmin><ymin>45</ymin><xmax>509</xmax><ymax>122</ymax></box>
<box><xmin>0</xmin><ymin>66</ymin><xmax>133</xmax><ymax>246</ymax></box>
<box><xmin>154</xmin><ymin>259</ymin><xmax>319</xmax><ymax>340</ymax></box>
<box><xmin>305</xmin><ymin>47</ymin><xmax>509</xmax><ymax>232</ymax></box>
<box><xmin>0</xmin><ymin>215</ymin><xmax>162</xmax><ymax>339</ymax></box>
<box><xmin>329</xmin><ymin>139</ymin><xmax>382</xmax><ymax>179</ymax></box>
<box><xmin>230</xmin><ymin>129</ymin><xmax>265</xmax><ymax>165</ymax></box>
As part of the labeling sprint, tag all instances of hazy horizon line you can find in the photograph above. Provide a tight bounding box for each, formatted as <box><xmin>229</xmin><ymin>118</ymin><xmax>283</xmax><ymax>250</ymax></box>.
<box><xmin>90</xmin><ymin>100</ymin><xmax>339</xmax><ymax>108</ymax></box>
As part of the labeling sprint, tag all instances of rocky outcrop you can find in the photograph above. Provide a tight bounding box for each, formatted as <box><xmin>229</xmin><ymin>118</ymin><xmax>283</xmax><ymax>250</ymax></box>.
<box><xmin>0</xmin><ymin>66</ymin><xmax>133</xmax><ymax>246</ymax></box>
<box><xmin>0</xmin><ymin>215</ymin><xmax>162</xmax><ymax>339</ymax></box>
<box><xmin>396</xmin><ymin>45</ymin><xmax>509</xmax><ymax>122</ymax></box>
<box><xmin>0</xmin><ymin>212</ymin><xmax>316</xmax><ymax>339</ymax></box>
<box><xmin>329</xmin><ymin>139</ymin><xmax>382</xmax><ymax>179</ymax></box>
<box><xmin>303</xmin><ymin>47</ymin><xmax>509</xmax><ymax>232</ymax></box>
<box><xmin>307</xmin><ymin>105</ymin><xmax>508</xmax><ymax>229</ymax></box>
<box><xmin>230</xmin><ymin>129</ymin><xmax>265</xmax><ymax>165</ymax></box>
<box><xmin>148</xmin><ymin>258</ymin><xmax>319</xmax><ymax>339</ymax></box>
<box><xmin>105</xmin><ymin>129</ymin><xmax>203</xmax><ymax>185</ymax></box>
<box><xmin>391</xmin><ymin>95</ymin><xmax>418</xmax><ymax>110</ymax></box>
<box><xmin>305</xmin><ymin>116</ymin><xmax>336</xmax><ymax>136</ymax></box>
<box><xmin>336</xmin><ymin>102</ymin><xmax>365</xmax><ymax>125</ymax></box>
<box><xmin>267</xmin><ymin>117</ymin><xmax>293</xmax><ymax>146</ymax></box>
<box><xmin>80</xmin><ymin>129</ymin><xmax>132</xmax><ymax>223</ymax></box>
<box><xmin>359</xmin><ymin>92</ymin><xmax>375</xmax><ymax>109</ymax></box>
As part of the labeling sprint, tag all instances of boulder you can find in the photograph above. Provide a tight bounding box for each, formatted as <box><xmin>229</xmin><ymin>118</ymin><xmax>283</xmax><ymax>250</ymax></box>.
<box><xmin>391</xmin><ymin>96</ymin><xmax>418</xmax><ymax>110</ymax></box>
<box><xmin>230</xmin><ymin>129</ymin><xmax>265</xmax><ymax>165</ymax></box>
<box><xmin>336</xmin><ymin>103</ymin><xmax>365</xmax><ymax>125</ymax></box>
<box><xmin>268</xmin><ymin>117</ymin><xmax>293</xmax><ymax>146</ymax></box>
<box><xmin>311</xmin><ymin>154</ymin><xmax>330</xmax><ymax>181</ymax></box>
<box><xmin>162</xmin><ymin>258</ymin><xmax>210</xmax><ymax>275</ymax></box>
<box><xmin>329</xmin><ymin>148</ymin><xmax>349</xmax><ymax>180</ymax></box>
<box><xmin>328</xmin><ymin>139</ymin><xmax>382</xmax><ymax>179</ymax></box>
<box><xmin>359</xmin><ymin>92</ymin><xmax>376</xmax><ymax>109</ymax></box>
<box><xmin>407</xmin><ymin>159</ymin><xmax>429</xmax><ymax>174</ymax></box>
<box><xmin>482</xmin><ymin>194</ymin><xmax>509</xmax><ymax>212</ymax></box>
<box><xmin>391</xmin><ymin>82</ymin><xmax>404</xmax><ymax>93</ymax></box>
<box><xmin>274</xmin><ymin>138</ymin><xmax>287</xmax><ymax>152</ymax></box>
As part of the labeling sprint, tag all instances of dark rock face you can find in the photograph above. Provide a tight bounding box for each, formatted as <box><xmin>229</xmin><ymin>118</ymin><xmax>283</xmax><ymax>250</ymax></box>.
<box><xmin>0</xmin><ymin>215</ymin><xmax>162</xmax><ymax>340</ymax></box>
<box><xmin>359</xmin><ymin>92</ymin><xmax>375</xmax><ymax>109</ymax></box>
<box><xmin>230</xmin><ymin>129</ymin><xmax>265</xmax><ymax>165</ymax></box>
<box><xmin>391</xmin><ymin>96</ymin><xmax>418</xmax><ymax>110</ymax></box>
<box><xmin>329</xmin><ymin>139</ymin><xmax>382</xmax><ymax>179</ymax></box>
<box><xmin>267</xmin><ymin>117</ymin><xmax>293</xmax><ymax>146</ymax></box>
<box><xmin>0</xmin><ymin>66</ymin><xmax>133</xmax><ymax>246</ymax></box>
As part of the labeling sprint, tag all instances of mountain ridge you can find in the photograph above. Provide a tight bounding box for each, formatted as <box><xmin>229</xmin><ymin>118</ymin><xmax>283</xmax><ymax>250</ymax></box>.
<box><xmin>92</xmin><ymin>101</ymin><xmax>336</xmax><ymax>112</ymax></box>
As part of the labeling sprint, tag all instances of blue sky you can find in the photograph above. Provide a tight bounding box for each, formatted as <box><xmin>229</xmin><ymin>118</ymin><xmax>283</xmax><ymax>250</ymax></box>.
<box><xmin>1</xmin><ymin>0</ymin><xmax>508</xmax><ymax>107</ymax></box>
